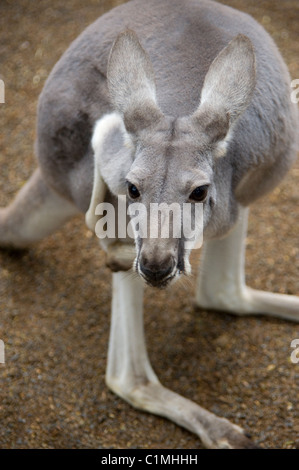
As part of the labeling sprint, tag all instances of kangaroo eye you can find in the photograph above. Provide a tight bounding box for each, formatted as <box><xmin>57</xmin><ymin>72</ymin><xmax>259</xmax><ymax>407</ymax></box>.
<box><xmin>189</xmin><ymin>185</ymin><xmax>209</xmax><ymax>202</ymax></box>
<box><xmin>128</xmin><ymin>182</ymin><xmax>140</xmax><ymax>199</ymax></box>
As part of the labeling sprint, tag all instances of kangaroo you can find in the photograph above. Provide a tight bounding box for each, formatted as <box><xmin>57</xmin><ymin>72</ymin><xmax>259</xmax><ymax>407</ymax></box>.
<box><xmin>0</xmin><ymin>0</ymin><xmax>298</xmax><ymax>449</ymax></box>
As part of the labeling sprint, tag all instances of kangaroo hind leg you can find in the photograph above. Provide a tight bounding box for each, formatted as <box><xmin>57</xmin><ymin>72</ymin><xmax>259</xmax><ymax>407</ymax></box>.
<box><xmin>0</xmin><ymin>168</ymin><xmax>79</xmax><ymax>249</ymax></box>
<box><xmin>195</xmin><ymin>206</ymin><xmax>299</xmax><ymax>322</ymax></box>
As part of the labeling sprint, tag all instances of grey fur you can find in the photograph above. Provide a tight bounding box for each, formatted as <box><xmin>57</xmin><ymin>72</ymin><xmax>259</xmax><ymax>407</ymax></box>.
<box><xmin>1</xmin><ymin>0</ymin><xmax>298</xmax><ymax>448</ymax></box>
<box><xmin>33</xmin><ymin>0</ymin><xmax>297</xmax><ymax>214</ymax></box>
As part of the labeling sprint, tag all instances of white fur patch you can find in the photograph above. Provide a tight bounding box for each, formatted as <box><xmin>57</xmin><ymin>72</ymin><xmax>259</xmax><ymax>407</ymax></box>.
<box><xmin>86</xmin><ymin>113</ymin><xmax>124</xmax><ymax>232</ymax></box>
<box><xmin>215</xmin><ymin>137</ymin><xmax>229</xmax><ymax>158</ymax></box>
<box><xmin>92</xmin><ymin>112</ymin><xmax>123</xmax><ymax>152</ymax></box>
<box><xmin>86</xmin><ymin>112</ymin><xmax>134</xmax><ymax>232</ymax></box>
<box><xmin>92</xmin><ymin>112</ymin><xmax>133</xmax><ymax>154</ymax></box>
<box><xmin>214</xmin><ymin>126</ymin><xmax>234</xmax><ymax>158</ymax></box>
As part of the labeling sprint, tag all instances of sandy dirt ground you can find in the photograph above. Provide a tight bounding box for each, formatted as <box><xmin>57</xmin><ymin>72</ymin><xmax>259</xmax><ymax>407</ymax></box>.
<box><xmin>0</xmin><ymin>0</ymin><xmax>298</xmax><ymax>449</ymax></box>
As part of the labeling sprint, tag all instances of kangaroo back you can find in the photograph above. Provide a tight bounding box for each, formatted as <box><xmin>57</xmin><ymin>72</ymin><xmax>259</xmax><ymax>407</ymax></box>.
<box><xmin>36</xmin><ymin>0</ymin><xmax>297</xmax><ymax>213</ymax></box>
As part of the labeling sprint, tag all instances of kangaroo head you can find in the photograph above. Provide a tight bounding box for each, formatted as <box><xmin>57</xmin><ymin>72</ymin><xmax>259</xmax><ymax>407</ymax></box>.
<box><xmin>94</xmin><ymin>30</ymin><xmax>256</xmax><ymax>288</ymax></box>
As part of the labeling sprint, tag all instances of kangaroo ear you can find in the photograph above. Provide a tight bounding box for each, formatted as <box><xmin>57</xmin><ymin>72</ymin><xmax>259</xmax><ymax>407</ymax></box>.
<box><xmin>192</xmin><ymin>35</ymin><xmax>256</xmax><ymax>145</ymax></box>
<box><xmin>107</xmin><ymin>30</ymin><xmax>163</xmax><ymax>134</ymax></box>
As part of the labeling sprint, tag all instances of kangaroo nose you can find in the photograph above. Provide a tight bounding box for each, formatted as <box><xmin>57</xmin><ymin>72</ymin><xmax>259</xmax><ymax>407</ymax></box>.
<box><xmin>139</xmin><ymin>253</ymin><xmax>175</xmax><ymax>286</ymax></box>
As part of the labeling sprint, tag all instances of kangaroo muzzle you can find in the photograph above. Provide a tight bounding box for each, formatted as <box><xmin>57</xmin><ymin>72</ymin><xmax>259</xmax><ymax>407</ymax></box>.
<box><xmin>136</xmin><ymin>243</ymin><xmax>180</xmax><ymax>288</ymax></box>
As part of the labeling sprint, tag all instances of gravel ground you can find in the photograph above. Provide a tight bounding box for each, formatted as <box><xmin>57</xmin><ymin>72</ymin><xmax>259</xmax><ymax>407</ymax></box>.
<box><xmin>0</xmin><ymin>0</ymin><xmax>298</xmax><ymax>449</ymax></box>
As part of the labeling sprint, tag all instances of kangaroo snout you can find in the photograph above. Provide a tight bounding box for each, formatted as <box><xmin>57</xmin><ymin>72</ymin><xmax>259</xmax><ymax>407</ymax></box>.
<box><xmin>138</xmin><ymin>251</ymin><xmax>176</xmax><ymax>288</ymax></box>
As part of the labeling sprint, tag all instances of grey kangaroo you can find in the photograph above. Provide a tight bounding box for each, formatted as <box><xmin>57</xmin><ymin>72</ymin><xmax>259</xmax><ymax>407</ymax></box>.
<box><xmin>1</xmin><ymin>0</ymin><xmax>298</xmax><ymax>448</ymax></box>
